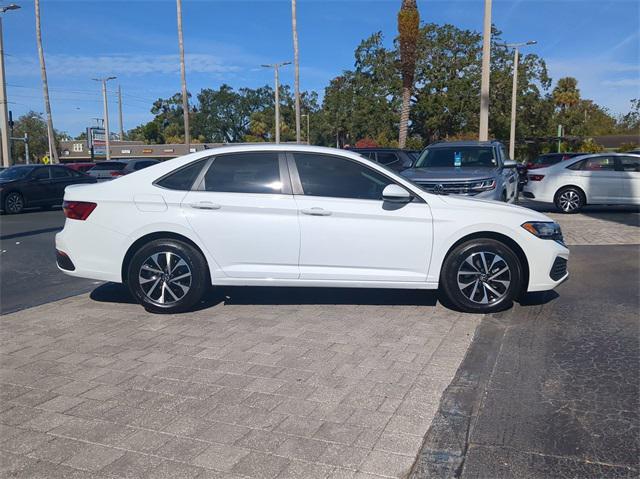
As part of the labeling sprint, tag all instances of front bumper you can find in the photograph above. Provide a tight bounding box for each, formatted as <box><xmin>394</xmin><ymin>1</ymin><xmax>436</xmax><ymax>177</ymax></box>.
<box><xmin>527</xmin><ymin>239</ymin><xmax>570</xmax><ymax>292</ymax></box>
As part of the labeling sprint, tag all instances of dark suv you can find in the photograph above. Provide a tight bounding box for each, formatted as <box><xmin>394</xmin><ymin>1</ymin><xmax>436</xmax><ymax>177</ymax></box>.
<box><xmin>401</xmin><ymin>140</ymin><xmax>519</xmax><ymax>202</ymax></box>
<box><xmin>0</xmin><ymin>164</ymin><xmax>97</xmax><ymax>214</ymax></box>
<box><xmin>346</xmin><ymin>148</ymin><xmax>418</xmax><ymax>172</ymax></box>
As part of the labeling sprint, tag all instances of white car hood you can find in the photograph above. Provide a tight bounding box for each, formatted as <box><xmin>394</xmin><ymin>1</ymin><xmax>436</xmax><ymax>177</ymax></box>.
<box><xmin>436</xmin><ymin>194</ymin><xmax>554</xmax><ymax>223</ymax></box>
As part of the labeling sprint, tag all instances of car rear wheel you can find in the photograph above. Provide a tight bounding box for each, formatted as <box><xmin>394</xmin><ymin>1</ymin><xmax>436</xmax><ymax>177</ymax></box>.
<box><xmin>4</xmin><ymin>192</ymin><xmax>24</xmax><ymax>214</ymax></box>
<box><xmin>440</xmin><ymin>239</ymin><xmax>523</xmax><ymax>314</ymax></box>
<box><xmin>554</xmin><ymin>187</ymin><xmax>585</xmax><ymax>214</ymax></box>
<box><xmin>127</xmin><ymin>239</ymin><xmax>209</xmax><ymax>314</ymax></box>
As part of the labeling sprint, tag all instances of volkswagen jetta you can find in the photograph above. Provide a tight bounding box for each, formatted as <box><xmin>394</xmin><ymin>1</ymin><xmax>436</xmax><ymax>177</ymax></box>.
<box><xmin>56</xmin><ymin>145</ymin><xmax>569</xmax><ymax>314</ymax></box>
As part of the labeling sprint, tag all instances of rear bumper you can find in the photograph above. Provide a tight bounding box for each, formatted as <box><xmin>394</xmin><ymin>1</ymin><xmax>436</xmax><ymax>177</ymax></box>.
<box><xmin>55</xmin><ymin>220</ymin><xmax>125</xmax><ymax>283</ymax></box>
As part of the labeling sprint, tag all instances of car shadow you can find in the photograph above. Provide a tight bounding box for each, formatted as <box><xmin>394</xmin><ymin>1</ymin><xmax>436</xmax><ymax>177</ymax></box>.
<box><xmin>90</xmin><ymin>282</ymin><xmax>440</xmax><ymax>309</ymax></box>
<box><xmin>90</xmin><ymin>282</ymin><xmax>558</xmax><ymax>313</ymax></box>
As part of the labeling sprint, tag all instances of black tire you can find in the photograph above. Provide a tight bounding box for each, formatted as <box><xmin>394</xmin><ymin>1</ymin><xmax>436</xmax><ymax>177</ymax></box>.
<box><xmin>4</xmin><ymin>192</ymin><xmax>24</xmax><ymax>214</ymax></box>
<box><xmin>440</xmin><ymin>238</ymin><xmax>523</xmax><ymax>314</ymax></box>
<box><xmin>554</xmin><ymin>186</ymin><xmax>585</xmax><ymax>214</ymax></box>
<box><xmin>126</xmin><ymin>238</ymin><xmax>209</xmax><ymax>314</ymax></box>
<box><xmin>501</xmin><ymin>190</ymin><xmax>507</xmax><ymax>202</ymax></box>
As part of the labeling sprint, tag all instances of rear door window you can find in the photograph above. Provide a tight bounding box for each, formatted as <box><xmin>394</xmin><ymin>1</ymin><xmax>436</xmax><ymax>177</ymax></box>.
<box><xmin>31</xmin><ymin>167</ymin><xmax>51</xmax><ymax>180</ymax></box>
<box><xmin>52</xmin><ymin>167</ymin><xmax>72</xmax><ymax>178</ymax></box>
<box><xmin>202</xmin><ymin>152</ymin><xmax>283</xmax><ymax>194</ymax></box>
<box><xmin>582</xmin><ymin>157</ymin><xmax>616</xmax><ymax>171</ymax></box>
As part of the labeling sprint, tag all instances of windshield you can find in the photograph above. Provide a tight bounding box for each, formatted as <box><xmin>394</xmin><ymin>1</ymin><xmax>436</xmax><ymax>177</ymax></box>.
<box><xmin>415</xmin><ymin>146</ymin><xmax>497</xmax><ymax>168</ymax></box>
<box><xmin>0</xmin><ymin>166</ymin><xmax>34</xmax><ymax>180</ymax></box>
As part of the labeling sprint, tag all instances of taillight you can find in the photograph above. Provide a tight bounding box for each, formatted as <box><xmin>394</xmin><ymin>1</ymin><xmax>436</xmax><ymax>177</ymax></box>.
<box><xmin>63</xmin><ymin>201</ymin><xmax>97</xmax><ymax>220</ymax></box>
<box><xmin>111</xmin><ymin>171</ymin><xmax>125</xmax><ymax>177</ymax></box>
<box><xmin>528</xmin><ymin>174</ymin><xmax>545</xmax><ymax>181</ymax></box>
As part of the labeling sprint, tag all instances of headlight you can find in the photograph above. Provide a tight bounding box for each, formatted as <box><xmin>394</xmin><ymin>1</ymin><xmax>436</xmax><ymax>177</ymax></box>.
<box><xmin>522</xmin><ymin>221</ymin><xmax>564</xmax><ymax>244</ymax></box>
<box><xmin>470</xmin><ymin>179</ymin><xmax>496</xmax><ymax>192</ymax></box>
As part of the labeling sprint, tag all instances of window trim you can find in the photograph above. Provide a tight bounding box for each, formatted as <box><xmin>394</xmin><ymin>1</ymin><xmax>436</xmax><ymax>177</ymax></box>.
<box><xmin>193</xmin><ymin>151</ymin><xmax>292</xmax><ymax>195</ymax></box>
<box><xmin>285</xmin><ymin>151</ymin><xmax>421</xmax><ymax>203</ymax></box>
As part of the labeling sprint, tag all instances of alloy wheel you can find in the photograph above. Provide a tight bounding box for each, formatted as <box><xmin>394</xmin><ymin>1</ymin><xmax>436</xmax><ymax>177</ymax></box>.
<box><xmin>558</xmin><ymin>190</ymin><xmax>580</xmax><ymax>212</ymax></box>
<box><xmin>457</xmin><ymin>251</ymin><xmax>511</xmax><ymax>305</ymax></box>
<box><xmin>138</xmin><ymin>251</ymin><xmax>192</xmax><ymax>305</ymax></box>
<box><xmin>5</xmin><ymin>193</ymin><xmax>23</xmax><ymax>214</ymax></box>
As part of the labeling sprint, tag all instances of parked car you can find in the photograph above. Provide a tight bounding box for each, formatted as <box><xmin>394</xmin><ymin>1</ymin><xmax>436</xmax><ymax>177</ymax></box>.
<box><xmin>522</xmin><ymin>153</ymin><xmax>640</xmax><ymax>213</ymax></box>
<box><xmin>346</xmin><ymin>147</ymin><xmax>416</xmax><ymax>172</ymax></box>
<box><xmin>87</xmin><ymin>159</ymin><xmax>160</xmax><ymax>181</ymax></box>
<box><xmin>401</xmin><ymin>140</ymin><xmax>519</xmax><ymax>202</ymax></box>
<box><xmin>0</xmin><ymin>164</ymin><xmax>97</xmax><ymax>214</ymax></box>
<box><xmin>65</xmin><ymin>162</ymin><xmax>96</xmax><ymax>174</ymax></box>
<box><xmin>526</xmin><ymin>152</ymin><xmax>586</xmax><ymax>171</ymax></box>
<box><xmin>56</xmin><ymin>144</ymin><xmax>568</xmax><ymax>314</ymax></box>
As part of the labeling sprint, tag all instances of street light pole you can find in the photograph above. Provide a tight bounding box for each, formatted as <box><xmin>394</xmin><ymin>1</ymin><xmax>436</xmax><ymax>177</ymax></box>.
<box><xmin>505</xmin><ymin>40</ymin><xmax>537</xmax><ymax>159</ymax></box>
<box><xmin>0</xmin><ymin>3</ymin><xmax>20</xmax><ymax>167</ymax></box>
<box><xmin>478</xmin><ymin>0</ymin><xmax>492</xmax><ymax>141</ymax></box>
<box><xmin>93</xmin><ymin>76</ymin><xmax>116</xmax><ymax>161</ymax></box>
<box><xmin>262</xmin><ymin>62</ymin><xmax>291</xmax><ymax>144</ymax></box>
<box><xmin>117</xmin><ymin>84</ymin><xmax>124</xmax><ymax>140</ymax></box>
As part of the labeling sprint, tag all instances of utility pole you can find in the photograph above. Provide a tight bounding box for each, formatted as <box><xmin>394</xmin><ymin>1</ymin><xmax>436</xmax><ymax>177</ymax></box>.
<box><xmin>93</xmin><ymin>76</ymin><xmax>116</xmax><ymax>161</ymax></box>
<box><xmin>117</xmin><ymin>84</ymin><xmax>124</xmax><ymax>140</ymax></box>
<box><xmin>505</xmin><ymin>40</ymin><xmax>536</xmax><ymax>159</ymax></box>
<box><xmin>478</xmin><ymin>0</ymin><xmax>492</xmax><ymax>141</ymax></box>
<box><xmin>176</xmin><ymin>0</ymin><xmax>190</xmax><ymax>150</ymax></box>
<box><xmin>0</xmin><ymin>3</ymin><xmax>20</xmax><ymax>167</ymax></box>
<box><xmin>261</xmin><ymin>62</ymin><xmax>291</xmax><ymax>144</ymax></box>
<box><xmin>291</xmin><ymin>0</ymin><xmax>301</xmax><ymax>144</ymax></box>
<box><xmin>35</xmin><ymin>0</ymin><xmax>58</xmax><ymax>164</ymax></box>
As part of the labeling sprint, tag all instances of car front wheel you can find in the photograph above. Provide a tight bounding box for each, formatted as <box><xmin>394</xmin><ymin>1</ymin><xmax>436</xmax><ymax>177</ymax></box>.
<box><xmin>440</xmin><ymin>239</ymin><xmax>523</xmax><ymax>314</ymax></box>
<box><xmin>127</xmin><ymin>239</ymin><xmax>209</xmax><ymax>314</ymax></box>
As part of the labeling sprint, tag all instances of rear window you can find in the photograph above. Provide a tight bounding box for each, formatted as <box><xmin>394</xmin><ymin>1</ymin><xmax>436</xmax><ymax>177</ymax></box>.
<box><xmin>155</xmin><ymin>159</ymin><xmax>207</xmax><ymax>191</ymax></box>
<box><xmin>91</xmin><ymin>162</ymin><xmax>126</xmax><ymax>171</ymax></box>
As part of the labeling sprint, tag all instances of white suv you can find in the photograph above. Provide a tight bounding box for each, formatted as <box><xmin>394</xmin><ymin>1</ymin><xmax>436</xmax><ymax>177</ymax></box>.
<box><xmin>523</xmin><ymin>153</ymin><xmax>640</xmax><ymax>213</ymax></box>
<box><xmin>56</xmin><ymin>144</ymin><xmax>569</xmax><ymax>314</ymax></box>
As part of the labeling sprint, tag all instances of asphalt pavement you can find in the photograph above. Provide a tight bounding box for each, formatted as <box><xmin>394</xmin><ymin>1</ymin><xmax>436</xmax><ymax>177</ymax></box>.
<box><xmin>412</xmin><ymin>244</ymin><xmax>640</xmax><ymax>478</ymax></box>
<box><xmin>0</xmin><ymin>208</ymin><xmax>99</xmax><ymax>314</ymax></box>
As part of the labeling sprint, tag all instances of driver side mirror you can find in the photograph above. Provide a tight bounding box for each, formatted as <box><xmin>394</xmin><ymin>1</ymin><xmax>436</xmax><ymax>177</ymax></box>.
<box><xmin>503</xmin><ymin>159</ymin><xmax>518</xmax><ymax>168</ymax></box>
<box><xmin>382</xmin><ymin>184</ymin><xmax>412</xmax><ymax>203</ymax></box>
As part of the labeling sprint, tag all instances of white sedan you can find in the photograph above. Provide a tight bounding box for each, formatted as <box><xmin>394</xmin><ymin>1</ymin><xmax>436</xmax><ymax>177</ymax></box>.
<box><xmin>523</xmin><ymin>153</ymin><xmax>640</xmax><ymax>213</ymax></box>
<box><xmin>56</xmin><ymin>144</ymin><xmax>569</xmax><ymax>314</ymax></box>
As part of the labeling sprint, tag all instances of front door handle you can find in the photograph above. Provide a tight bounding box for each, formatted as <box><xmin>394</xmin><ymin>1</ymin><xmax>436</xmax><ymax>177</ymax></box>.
<box><xmin>301</xmin><ymin>207</ymin><xmax>332</xmax><ymax>216</ymax></box>
<box><xmin>190</xmin><ymin>201</ymin><xmax>221</xmax><ymax>210</ymax></box>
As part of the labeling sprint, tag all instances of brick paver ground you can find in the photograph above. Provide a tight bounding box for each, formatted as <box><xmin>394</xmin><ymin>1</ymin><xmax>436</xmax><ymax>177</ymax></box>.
<box><xmin>522</xmin><ymin>202</ymin><xmax>639</xmax><ymax>245</ymax></box>
<box><xmin>0</xmin><ymin>291</ymin><xmax>480</xmax><ymax>478</ymax></box>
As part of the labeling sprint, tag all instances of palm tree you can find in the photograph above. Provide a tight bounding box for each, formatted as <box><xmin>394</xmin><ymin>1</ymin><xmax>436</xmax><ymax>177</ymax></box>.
<box><xmin>34</xmin><ymin>0</ymin><xmax>58</xmax><ymax>163</ymax></box>
<box><xmin>291</xmin><ymin>0</ymin><xmax>301</xmax><ymax>144</ymax></box>
<box><xmin>397</xmin><ymin>0</ymin><xmax>420</xmax><ymax>148</ymax></box>
<box><xmin>176</xmin><ymin>0</ymin><xmax>190</xmax><ymax>148</ymax></box>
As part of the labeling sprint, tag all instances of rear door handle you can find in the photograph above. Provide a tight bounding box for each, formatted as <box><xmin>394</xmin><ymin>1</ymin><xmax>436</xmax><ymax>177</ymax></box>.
<box><xmin>301</xmin><ymin>207</ymin><xmax>332</xmax><ymax>216</ymax></box>
<box><xmin>190</xmin><ymin>201</ymin><xmax>221</xmax><ymax>210</ymax></box>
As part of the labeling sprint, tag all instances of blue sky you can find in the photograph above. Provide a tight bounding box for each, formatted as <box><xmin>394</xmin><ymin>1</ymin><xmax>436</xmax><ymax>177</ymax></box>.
<box><xmin>4</xmin><ymin>0</ymin><xmax>639</xmax><ymax>136</ymax></box>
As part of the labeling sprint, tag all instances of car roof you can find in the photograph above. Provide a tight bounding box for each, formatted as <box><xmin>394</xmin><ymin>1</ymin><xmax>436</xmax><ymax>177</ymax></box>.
<box><xmin>426</xmin><ymin>140</ymin><xmax>501</xmax><ymax>148</ymax></box>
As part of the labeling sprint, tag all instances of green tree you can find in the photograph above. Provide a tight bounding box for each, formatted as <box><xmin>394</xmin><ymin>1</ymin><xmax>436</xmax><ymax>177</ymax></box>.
<box><xmin>12</xmin><ymin>111</ymin><xmax>60</xmax><ymax>164</ymax></box>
